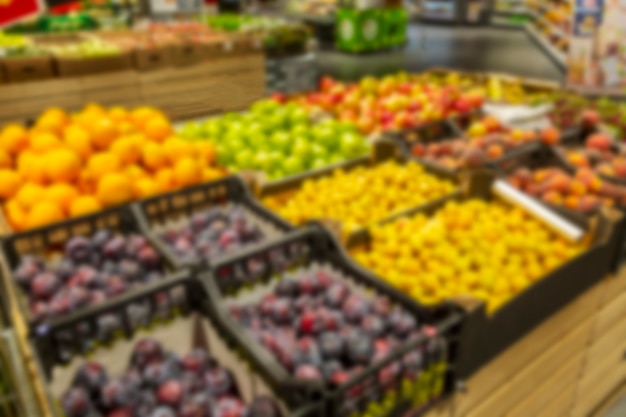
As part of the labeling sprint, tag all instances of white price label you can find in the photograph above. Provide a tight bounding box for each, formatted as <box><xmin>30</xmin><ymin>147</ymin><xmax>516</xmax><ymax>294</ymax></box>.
<box><xmin>223</xmin><ymin>41</ymin><xmax>233</xmax><ymax>52</ymax></box>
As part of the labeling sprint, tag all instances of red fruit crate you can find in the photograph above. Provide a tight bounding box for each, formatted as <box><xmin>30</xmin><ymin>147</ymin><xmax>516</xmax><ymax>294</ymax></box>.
<box><xmin>346</xmin><ymin>170</ymin><xmax>623</xmax><ymax>378</ymax></box>
<box><xmin>201</xmin><ymin>225</ymin><xmax>464</xmax><ymax>417</ymax></box>
<box><xmin>31</xmin><ymin>273</ymin><xmax>323</xmax><ymax>417</ymax></box>
<box><xmin>132</xmin><ymin>175</ymin><xmax>293</xmax><ymax>270</ymax></box>
<box><xmin>0</xmin><ymin>205</ymin><xmax>189</xmax><ymax>363</ymax></box>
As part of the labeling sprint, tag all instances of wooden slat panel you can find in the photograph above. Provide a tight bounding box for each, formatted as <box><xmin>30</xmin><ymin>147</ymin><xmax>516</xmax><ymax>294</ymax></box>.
<box><xmin>591</xmin><ymin>290</ymin><xmax>626</xmax><ymax>341</ymax></box>
<box><xmin>465</xmin><ymin>317</ymin><xmax>592</xmax><ymax>417</ymax></box>
<box><xmin>80</xmin><ymin>70</ymin><xmax>139</xmax><ymax>90</ymax></box>
<box><xmin>0</xmin><ymin>78</ymin><xmax>81</xmax><ymax>102</ymax></box>
<box><xmin>584</xmin><ymin>315</ymin><xmax>626</xmax><ymax>377</ymax></box>
<box><xmin>599</xmin><ymin>266</ymin><xmax>626</xmax><ymax>307</ymax></box>
<box><xmin>453</xmin><ymin>280</ymin><xmax>604</xmax><ymax>417</ymax></box>
<box><xmin>536</xmin><ymin>384</ymin><xmax>577</xmax><ymax>417</ymax></box>
<box><xmin>507</xmin><ymin>351</ymin><xmax>585</xmax><ymax>417</ymax></box>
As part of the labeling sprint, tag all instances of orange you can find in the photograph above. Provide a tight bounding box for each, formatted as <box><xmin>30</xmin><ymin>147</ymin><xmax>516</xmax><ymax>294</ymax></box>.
<box><xmin>118</xmin><ymin>121</ymin><xmax>138</xmax><ymax>135</ymax></box>
<box><xmin>64</xmin><ymin>125</ymin><xmax>93</xmax><ymax>161</ymax></box>
<box><xmin>144</xmin><ymin>116</ymin><xmax>173</xmax><ymax>143</ymax></box>
<box><xmin>5</xmin><ymin>200</ymin><xmax>27</xmax><ymax>231</ymax></box>
<box><xmin>15</xmin><ymin>183</ymin><xmax>46</xmax><ymax>210</ymax></box>
<box><xmin>0</xmin><ymin>150</ymin><xmax>11</xmax><ymax>169</ymax></box>
<box><xmin>46</xmin><ymin>149</ymin><xmax>82</xmax><ymax>183</ymax></box>
<box><xmin>195</xmin><ymin>142</ymin><xmax>217</xmax><ymax>165</ymax></box>
<box><xmin>34</xmin><ymin>108</ymin><xmax>69</xmax><ymax>135</ymax></box>
<box><xmin>82</xmin><ymin>103</ymin><xmax>106</xmax><ymax>117</ymax></box>
<box><xmin>17</xmin><ymin>153</ymin><xmax>47</xmax><ymax>184</ymax></box>
<box><xmin>96</xmin><ymin>173</ymin><xmax>134</xmax><ymax>207</ymax></box>
<box><xmin>26</xmin><ymin>201</ymin><xmax>65</xmax><ymax>229</ymax></box>
<box><xmin>46</xmin><ymin>184</ymin><xmax>79</xmax><ymax>214</ymax></box>
<box><xmin>108</xmin><ymin>106</ymin><xmax>130</xmax><ymax>122</ymax></box>
<box><xmin>30</xmin><ymin>132</ymin><xmax>62</xmax><ymax>154</ymax></box>
<box><xmin>0</xmin><ymin>170</ymin><xmax>23</xmax><ymax>199</ymax></box>
<box><xmin>87</xmin><ymin>152</ymin><xmax>122</xmax><ymax>179</ymax></box>
<box><xmin>141</xmin><ymin>143</ymin><xmax>168</xmax><ymax>171</ymax></box>
<box><xmin>134</xmin><ymin>178</ymin><xmax>162</xmax><ymax>198</ymax></box>
<box><xmin>91</xmin><ymin>118</ymin><xmax>119</xmax><ymax>150</ymax></box>
<box><xmin>163</xmin><ymin>137</ymin><xmax>196</xmax><ymax>164</ymax></box>
<box><xmin>155</xmin><ymin>168</ymin><xmax>175</xmax><ymax>191</ymax></box>
<box><xmin>111</xmin><ymin>137</ymin><xmax>141</xmax><ymax>166</ymax></box>
<box><xmin>125</xmin><ymin>165</ymin><xmax>148</xmax><ymax>180</ymax></box>
<box><xmin>173</xmin><ymin>157</ymin><xmax>203</xmax><ymax>188</ymax></box>
<box><xmin>0</xmin><ymin>124</ymin><xmax>29</xmax><ymax>155</ymax></box>
<box><xmin>131</xmin><ymin>106</ymin><xmax>161</xmax><ymax>129</ymax></box>
<box><xmin>70</xmin><ymin>195</ymin><xmax>102</xmax><ymax>218</ymax></box>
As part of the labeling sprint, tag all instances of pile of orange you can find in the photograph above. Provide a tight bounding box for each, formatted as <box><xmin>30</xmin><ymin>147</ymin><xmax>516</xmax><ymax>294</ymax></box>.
<box><xmin>0</xmin><ymin>105</ymin><xmax>224</xmax><ymax>231</ymax></box>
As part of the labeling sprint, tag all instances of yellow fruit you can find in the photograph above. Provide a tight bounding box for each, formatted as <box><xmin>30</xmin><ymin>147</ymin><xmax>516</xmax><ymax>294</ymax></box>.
<box><xmin>131</xmin><ymin>106</ymin><xmax>162</xmax><ymax>129</ymax></box>
<box><xmin>134</xmin><ymin>178</ymin><xmax>162</xmax><ymax>198</ymax></box>
<box><xmin>30</xmin><ymin>132</ymin><xmax>62</xmax><ymax>154</ymax></box>
<box><xmin>46</xmin><ymin>149</ymin><xmax>82</xmax><ymax>183</ymax></box>
<box><xmin>195</xmin><ymin>142</ymin><xmax>217</xmax><ymax>165</ymax></box>
<box><xmin>46</xmin><ymin>184</ymin><xmax>79</xmax><ymax>214</ymax></box>
<box><xmin>0</xmin><ymin>150</ymin><xmax>12</xmax><ymax>169</ymax></box>
<box><xmin>64</xmin><ymin>125</ymin><xmax>93</xmax><ymax>161</ymax></box>
<box><xmin>5</xmin><ymin>200</ymin><xmax>27</xmax><ymax>231</ymax></box>
<box><xmin>0</xmin><ymin>124</ymin><xmax>29</xmax><ymax>155</ymax></box>
<box><xmin>0</xmin><ymin>170</ymin><xmax>22</xmax><ymax>199</ymax></box>
<box><xmin>91</xmin><ymin>118</ymin><xmax>119</xmax><ymax>150</ymax></box>
<box><xmin>70</xmin><ymin>195</ymin><xmax>102</xmax><ymax>218</ymax></box>
<box><xmin>26</xmin><ymin>201</ymin><xmax>65</xmax><ymax>229</ymax></box>
<box><xmin>97</xmin><ymin>173</ymin><xmax>134</xmax><ymax>207</ymax></box>
<box><xmin>155</xmin><ymin>169</ymin><xmax>174</xmax><ymax>191</ymax></box>
<box><xmin>141</xmin><ymin>143</ymin><xmax>167</xmax><ymax>171</ymax></box>
<box><xmin>15</xmin><ymin>183</ymin><xmax>46</xmax><ymax>210</ymax></box>
<box><xmin>163</xmin><ymin>137</ymin><xmax>196</xmax><ymax>164</ymax></box>
<box><xmin>34</xmin><ymin>108</ymin><xmax>69</xmax><ymax>135</ymax></box>
<box><xmin>108</xmin><ymin>106</ymin><xmax>129</xmax><ymax>122</ymax></box>
<box><xmin>144</xmin><ymin>116</ymin><xmax>173</xmax><ymax>143</ymax></box>
<box><xmin>111</xmin><ymin>137</ymin><xmax>141</xmax><ymax>166</ymax></box>
<box><xmin>87</xmin><ymin>152</ymin><xmax>121</xmax><ymax>179</ymax></box>
<box><xmin>125</xmin><ymin>165</ymin><xmax>148</xmax><ymax>180</ymax></box>
<box><xmin>203</xmin><ymin>168</ymin><xmax>223</xmax><ymax>182</ymax></box>
<box><xmin>17</xmin><ymin>153</ymin><xmax>47</xmax><ymax>184</ymax></box>
<box><xmin>173</xmin><ymin>157</ymin><xmax>203</xmax><ymax>188</ymax></box>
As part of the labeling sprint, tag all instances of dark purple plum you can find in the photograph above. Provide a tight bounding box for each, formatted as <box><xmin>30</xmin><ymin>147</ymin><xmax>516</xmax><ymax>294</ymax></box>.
<box><xmin>156</xmin><ymin>380</ymin><xmax>184</xmax><ymax>406</ymax></box>
<box><xmin>30</xmin><ymin>272</ymin><xmax>60</xmax><ymax>300</ymax></box>
<box><xmin>71</xmin><ymin>266</ymin><xmax>101</xmax><ymax>288</ymax></box>
<box><xmin>105</xmin><ymin>276</ymin><xmax>128</xmax><ymax>297</ymax></box>
<box><xmin>361</xmin><ymin>316</ymin><xmax>387</xmax><ymax>338</ymax></box>
<box><xmin>204</xmin><ymin>367</ymin><xmax>235</xmax><ymax>397</ymax></box>
<box><xmin>324</xmin><ymin>283</ymin><xmax>348</xmax><ymax>308</ymax></box>
<box><xmin>125</xmin><ymin>235</ymin><xmax>149</xmax><ymax>256</ymax></box>
<box><xmin>103</xmin><ymin>236</ymin><xmax>127</xmax><ymax>260</ymax></box>
<box><xmin>372</xmin><ymin>296</ymin><xmax>392</xmax><ymax>316</ymax></box>
<box><xmin>259</xmin><ymin>294</ymin><xmax>277</xmax><ymax>317</ymax></box>
<box><xmin>388</xmin><ymin>310</ymin><xmax>417</xmax><ymax>337</ymax></box>
<box><xmin>214</xmin><ymin>397</ymin><xmax>246</xmax><ymax>417</ymax></box>
<box><xmin>72</xmin><ymin>361</ymin><xmax>109</xmax><ymax>397</ymax></box>
<box><xmin>90</xmin><ymin>290</ymin><xmax>108</xmax><ymax>306</ymax></box>
<box><xmin>313</xmin><ymin>270</ymin><xmax>333</xmax><ymax>290</ymax></box>
<box><xmin>274</xmin><ymin>279</ymin><xmax>298</xmax><ymax>298</ymax></box>
<box><xmin>318</xmin><ymin>332</ymin><xmax>344</xmax><ymax>359</ymax></box>
<box><xmin>180</xmin><ymin>392</ymin><xmax>214</xmax><ymax>417</ymax></box>
<box><xmin>346</xmin><ymin>331</ymin><xmax>373</xmax><ymax>365</ymax></box>
<box><xmin>108</xmin><ymin>407</ymin><xmax>134</xmax><ymax>417</ymax></box>
<box><xmin>65</xmin><ymin>236</ymin><xmax>92</xmax><ymax>264</ymax></box>
<box><xmin>54</xmin><ymin>259</ymin><xmax>76</xmax><ymax>282</ymax></box>
<box><xmin>30</xmin><ymin>301</ymin><xmax>49</xmax><ymax>322</ymax></box>
<box><xmin>246</xmin><ymin>396</ymin><xmax>280</xmax><ymax>417</ymax></box>
<box><xmin>118</xmin><ymin>259</ymin><xmax>143</xmax><ymax>282</ymax></box>
<box><xmin>138</xmin><ymin>246</ymin><xmax>161</xmax><ymax>270</ymax></box>
<box><xmin>14</xmin><ymin>256</ymin><xmax>42</xmax><ymax>288</ymax></box>
<box><xmin>318</xmin><ymin>309</ymin><xmax>344</xmax><ymax>332</ymax></box>
<box><xmin>181</xmin><ymin>348</ymin><xmax>215</xmax><ymax>373</ymax></box>
<box><xmin>297</xmin><ymin>274</ymin><xmax>320</xmax><ymax>295</ymax></box>
<box><xmin>297</xmin><ymin>311</ymin><xmax>321</xmax><ymax>335</ymax></box>
<box><xmin>150</xmin><ymin>406</ymin><xmax>177</xmax><ymax>417</ymax></box>
<box><xmin>341</xmin><ymin>294</ymin><xmax>370</xmax><ymax>324</ymax></box>
<box><xmin>131</xmin><ymin>339</ymin><xmax>164</xmax><ymax>370</ymax></box>
<box><xmin>294</xmin><ymin>337</ymin><xmax>321</xmax><ymax>366</ymax></box>
<box><xmin>92</xmin><ymin>228</ymin><xmax>112</xmax><ymax>249</ymax></box>
<box><xmin>320</xmin><ymin>360</ymin><xmax>344</xmax><ymax>381</ymax></box>
<box><xmin>101</xmin><ymin>378</ymin><xmax>138</xmax><ymax>410</ymax></box>
<box><xmin>293</xmin><ymin>295</ymin><xmax>314</xmax><ymax>314</ymax></box>
<box><xmin>61</xmin><ymin>387</ymin><xmax>93</xmax><ymax>417</ymax></box>
<box><xmin>270</xmin><ymin>298</ymin><xmax>291</xmax><ymax>324</ymax></box>
<box><xmin>48</xmin><ymin>290</ymin><xmax>74</xmax><ymax>315</ymax></box>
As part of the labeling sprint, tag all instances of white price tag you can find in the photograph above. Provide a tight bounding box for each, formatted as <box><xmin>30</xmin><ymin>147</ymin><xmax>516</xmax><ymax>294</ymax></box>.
<box><xmin>223</xmin><ymin>41</ymin><xmax>233</xmax><ymax>52</ymax></box>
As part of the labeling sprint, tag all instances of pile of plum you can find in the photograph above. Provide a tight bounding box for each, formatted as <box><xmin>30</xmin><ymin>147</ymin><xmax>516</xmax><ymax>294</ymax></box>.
<box><xmin>12</xmin><ymin>230</ymin><xmax>165</xmax><ymax>322</ymax></box>
<box><xmin>61</xmin><ymin>339</ymin><xmax>280</xmax><ymax>417</ymax></box>
<box><xmin>228</xmin><ymin>266</ymin><xmax>424</xmax><ymax>387</ymax></box>
<box><xmin>158</xmin><ymin>206</ymin><xmax>270</xmax><ymax>264</ymax></box>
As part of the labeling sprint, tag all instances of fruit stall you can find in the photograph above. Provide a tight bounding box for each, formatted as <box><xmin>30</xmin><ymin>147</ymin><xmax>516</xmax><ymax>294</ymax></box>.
<box><xmin>1</xmin><ymin>68</ymin><xmax>626</xmax><ymax>417</ymax></box>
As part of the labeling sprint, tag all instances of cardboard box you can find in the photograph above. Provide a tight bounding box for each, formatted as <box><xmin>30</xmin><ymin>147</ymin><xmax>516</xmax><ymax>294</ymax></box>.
<box><xmin>54</xmin><ymin>50</ymin><xmax>134</xmax><ymax>78</ymax></box>
<box><xmin>1</xmin><ymin>56</ymin><xmax>55</xmax><ymax>83</ymax></box>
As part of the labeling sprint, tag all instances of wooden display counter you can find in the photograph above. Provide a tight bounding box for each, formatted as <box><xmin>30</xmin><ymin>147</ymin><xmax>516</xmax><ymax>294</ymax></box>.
<box><xmin>0</xmin><ymin>52</ymin><xmax>266</xmax><ymax>126</ymax></box>
<box><xmin>422</xmin><ymin>265</ymin><xmax>626</xmax><ymax>417</ymax></box>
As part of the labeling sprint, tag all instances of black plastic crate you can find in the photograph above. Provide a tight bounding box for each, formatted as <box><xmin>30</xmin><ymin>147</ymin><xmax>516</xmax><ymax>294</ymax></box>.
<box><xmin>0</xmin><ymin>206</ymin><xmax>184</xmax><ymax>345</ymax></box>
<box><xmin>132</xmin><ymin>175</ymin><xmax>293</xmax><ymax>270</ymax></box>
<box><xmin>32</xmin><ymin>273</ymin><xmax>324</xmax><ymax>417</ymax></box>
<box><xmin>201</xmin><ymin>225</ymin><xmax>464</xmax><ymax>417</ymax></box>
<box><xmin>345</xmin><ymin>170</ymin><xmax>624</xmax><ymax>378</ymax></box>
<box><xmin>258</xmin><ymin>140</ymin><xmax>461</xmax><ymax>246</ymax></box>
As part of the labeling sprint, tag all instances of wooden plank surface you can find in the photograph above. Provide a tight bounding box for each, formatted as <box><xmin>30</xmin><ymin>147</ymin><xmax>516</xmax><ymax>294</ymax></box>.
<box><xmin>452</xmin><ymin>279</ymin><xmax>604</xmax><ymax>417</ymax></box>
<box><xmin>536</xmin><ymin>384</ymin><xmax>578</xmax><ymax>417</ymax></box>
<box><xmin>464</xmin><ymin>316</ymin><xmax>592</xmax><ymax>417</ymax></box>
<box><xmin>590</xmin><ymin>290</ymin><xmax>626</xmax><ymax>342</ymax></box>
<box><xmin>598</xmin><ymin>266</ymin><xmax>626</xmax><ymax>307</ymax></box>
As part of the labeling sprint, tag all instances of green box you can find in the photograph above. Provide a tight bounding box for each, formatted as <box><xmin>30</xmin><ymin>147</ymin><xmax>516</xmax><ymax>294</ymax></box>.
<box><xmin>385</xmin><ymin>8</ymin><xmax>408</xmax><ymax>46</ymax></box>
<box><xmin>336</xmin><ymin>8</ymin><xmax>384</xmax><ymax>52</ymax></box>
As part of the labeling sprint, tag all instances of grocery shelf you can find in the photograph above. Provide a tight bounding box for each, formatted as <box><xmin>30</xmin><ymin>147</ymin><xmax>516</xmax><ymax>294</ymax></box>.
<box><xmin>532</xmin><ymin>12</ymin><xmax>568</xmax><ymax>39</ymax></box>
<box><xmin>524</xmin><ymin>22</ymin><xmax>566</xmax><ymax>70</ymax></box>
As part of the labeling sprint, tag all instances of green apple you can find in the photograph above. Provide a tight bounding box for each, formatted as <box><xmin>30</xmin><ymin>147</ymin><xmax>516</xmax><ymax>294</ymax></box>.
<box><xmin>270</xmin><ymin>131</ymin><xmax>290</xmax><ymax>150</ymax></box>
<box><xmin>339</xmin><ymin>131</ymin><xmax>365</xmax><ymax>158</ymax></box>
<box><xmin>292</xmin><ymin>138</ymin><xmax>311</xmax><ymax>160</ymax></box>
<box><xmin>311</xmin><ymin>158</ymin><xmax>329</xmax><ymax>170</ymax></box>
<box><xmin>180</xmin><ymin>122</ymin><xmax>202</xmax><ymax>139</ymax></box>
<box><xmin>310</xmin><ymin>143</ymin><xmax>328</xmax><ymax>159</ymax></box>
<box><xmin>313</xmin><ymin>126</ymin><xmax>336</xmax><ymax>149</ymax></box>
<box><xmin>289</xmin><ymin>107</ymin><xmax>309</xmax><ymax>127</ymax></box>
<box><xmin>236</xmin><ymin>149</ymin><xmax>255</xmax><ymax>169</ymax></box>
<box><xmin>203</xmin><ymin>119</ymin><xmax>223</xmax><ymax>138</ymax></box>
<box><xmin>253</xmin><ymin>151</ymin><xmax>273</xmax><ymax>171</ymax></box>
<box><xmin>283</xmin><ymin>156</ymin><xmax>304</xmax><ymax>175</ymax></box>
<box><xmin>291</xmin><ymin>123</ymin><xmax>310</xmax><ymax>139</ymax></box>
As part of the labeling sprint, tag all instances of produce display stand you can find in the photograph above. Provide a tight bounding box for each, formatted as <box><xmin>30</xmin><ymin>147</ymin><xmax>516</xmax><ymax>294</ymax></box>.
<box><xmin>256</xmin><ymin>139</ymin><xmax>461</xmax><ymax>244</ymax></box>
<box><xmin>202</xmin><ymin>225</ymin><xmax>464</xmax><ymax>416</ymax></box>
<box><xmin>346</xmin><ymin>169</ymin><xmax>624</xmax><ymax>378</ymax></box>
<box><xmin>132</xmin><ymin>175</ymin><xmax>293</xmax><ymax>270</ymax></box>
<box><xmin>28</xmin><ymin>273</ymin><xmax>325</xmax><ymax>417</ymax></box>
<box><xmin>0</xmin><ymin>53</ymin><xmax>266</xmax><ymax>126</ymax></box>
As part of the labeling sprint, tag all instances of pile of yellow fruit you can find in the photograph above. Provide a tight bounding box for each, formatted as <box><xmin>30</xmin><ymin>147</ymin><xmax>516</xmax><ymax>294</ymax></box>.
<box><xmin>263</xmin><ymin>161</ymin><xmax>457</xmax><ymax>232</ymax></box>
<box><xmin>0</xmin><ymin>105</ymin><xmax>225</xmax><ymax>231</ymax></box>
<box><xmin>352</xmin><ymin>199</ymin><xmax>588</xmax><ymax>312</ymax></box>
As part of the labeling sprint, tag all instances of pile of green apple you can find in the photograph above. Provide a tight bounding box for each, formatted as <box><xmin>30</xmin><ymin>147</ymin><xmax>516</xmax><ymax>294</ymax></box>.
<box><xmin>179</xmin><ymin>99</ymin><xmax>370</xmax><ymax>180</ymax></box>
